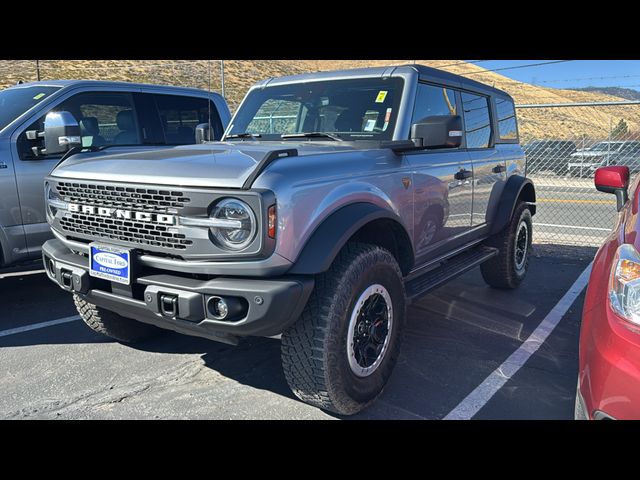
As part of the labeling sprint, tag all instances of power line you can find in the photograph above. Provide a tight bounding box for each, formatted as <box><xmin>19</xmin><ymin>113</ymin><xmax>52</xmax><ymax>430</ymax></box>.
<box><xmin>534</xmin><ymin>73</ymin><xmax>640</xmax><ymax>84</ymax></box>
<box><xmin>461</xmin><ymin>60</ymin><xmax>573</xmax><ymax>76</ymax></box>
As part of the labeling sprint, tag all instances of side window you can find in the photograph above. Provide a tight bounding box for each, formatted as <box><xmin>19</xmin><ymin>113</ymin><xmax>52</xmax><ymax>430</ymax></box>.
<box><xmin>461</xmin><ymin>92</ymin><xmax>492</xmax><ymax>149</ymax></box>
<box><xmin>18</xmin><ymin>91</ymin><xmax>139</xmax><ymax>159</ymax></box>
<box><xmin>411</xmin><ymin>83</ymin><xmax>458</xmax><ymax>125</ymax></box>
<box><xmin>495</xmin><ymin>97</ymin><xmax>517</xmax><ymax>141</ymax></box>
<box><xmin>62</xmin><ymin>92</ymin><xmax>139</xmax><ymax>146</ymax></box>
<box><xmin>154</xmin><ymin>94</ymin><xmax>223</xmax><ymax>144</ymax></box>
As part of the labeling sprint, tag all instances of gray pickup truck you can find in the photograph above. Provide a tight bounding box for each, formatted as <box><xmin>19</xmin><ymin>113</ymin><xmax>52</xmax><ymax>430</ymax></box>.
<box><xmin>0</xmin><ymin>80</ymin><xmax>230</xmax><ymax>268</ymax></box>
<box><xmin>42</xmin><ymin>65</ymin><xmax>535</xmax><ymax>415</ymax></box>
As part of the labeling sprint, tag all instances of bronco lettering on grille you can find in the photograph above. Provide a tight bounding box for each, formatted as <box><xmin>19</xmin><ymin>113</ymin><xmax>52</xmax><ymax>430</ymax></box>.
<box><xmin>68</xmin><ymin>204</ymin><xmax>175</xmax><ymax>225</ymax></box>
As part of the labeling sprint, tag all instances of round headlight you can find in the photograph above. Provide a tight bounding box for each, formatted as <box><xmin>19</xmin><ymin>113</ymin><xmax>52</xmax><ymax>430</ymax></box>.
<box><xmin>210</xmin><ymin>198</ymin><xmax>257</xmax><ymax>251</ymax></box>
<box><xmin>45</xmin><ymin>183</ymin><xmax>67</xmax><ymax>219</ymax></box>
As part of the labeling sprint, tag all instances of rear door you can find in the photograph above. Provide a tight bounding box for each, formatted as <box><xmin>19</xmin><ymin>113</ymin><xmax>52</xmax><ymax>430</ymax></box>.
<box><xmin>460</xmin><ymin>91</ymin><xmax>506</xmax><ymax>227</ymax></box>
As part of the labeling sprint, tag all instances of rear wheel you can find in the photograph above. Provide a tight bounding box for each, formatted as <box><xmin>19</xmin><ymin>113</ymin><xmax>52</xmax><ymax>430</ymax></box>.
<box><xmin>73</xmin><ymin>294</ymin><xmax>164</xmax><ymax>343</ymax></box>
<box><xmin>481</xmin><ymin>202</ymin><xmax>532</xmax><ymax>289</ymax></box>
<box><xmin>281</xmin><ymin>243</ymin><xmax>406</xmax><ymax>415</ymax></box>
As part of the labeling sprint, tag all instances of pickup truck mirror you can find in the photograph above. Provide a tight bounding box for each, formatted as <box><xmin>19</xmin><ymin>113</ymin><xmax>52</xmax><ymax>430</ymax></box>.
<box><xmin>595</xmin><ymin>165</ymin><xmax>630</xmax><ymax>211</ymax></box>
<box><xmin>43</xmin><ymin>111</ymin><xmax>81</xmax><ymax>155</ymax></box>
<box><xmin>195</xmin><ymin>123</ymin><xmax>214</xmax><ymax>143</ymax></box>
<box><xmin>410</xmin><ymin>115</ymin><xmax>463</xmax><ymax>149</ymax></box>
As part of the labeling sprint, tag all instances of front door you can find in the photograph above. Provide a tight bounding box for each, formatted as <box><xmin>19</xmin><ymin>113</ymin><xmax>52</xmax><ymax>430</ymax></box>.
<box><xmin>408</xmin><ymin>83</ymin><xmax>473</xmax><ymax>262</ymax></box>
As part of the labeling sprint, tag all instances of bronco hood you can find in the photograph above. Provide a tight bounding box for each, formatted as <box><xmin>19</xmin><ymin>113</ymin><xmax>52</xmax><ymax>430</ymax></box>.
<box><xmin>50</xmin><ymin>142</ymin><xmax>360</xmax><ymax>188</ymax></box>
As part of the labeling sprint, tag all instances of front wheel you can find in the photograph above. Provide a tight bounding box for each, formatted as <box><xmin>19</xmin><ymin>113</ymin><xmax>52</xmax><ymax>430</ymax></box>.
<box><xmin>73</xmin><ymin>294</ymin><xmax>164</xmax><ymax>343</ymax></box>
<box><xmin>281</xmin><ymin>243</ymin><xmax>406</xmax><ymax>415</ymax></box>
<box><xmin>481</xmin><ymin>202</ymin><xmax>533</xmax><ymax>289</ymax></box>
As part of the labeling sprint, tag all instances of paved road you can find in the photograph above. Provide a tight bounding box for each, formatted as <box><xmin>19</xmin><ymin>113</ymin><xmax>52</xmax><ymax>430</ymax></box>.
<box><xmin>529</xmin><ymin>175</ymin><xmax>618</xmax><ymax>246</ymax></box>
<box><xmin>0</xmin><ymin>244</ymin><xmax>594</xmax><ymax>419</ymax></box>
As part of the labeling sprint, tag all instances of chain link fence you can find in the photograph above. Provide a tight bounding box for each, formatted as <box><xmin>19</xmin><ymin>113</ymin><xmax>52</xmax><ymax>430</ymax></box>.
<box><xmin>517</xmin><ymin>101</ymin><xmax>640</xmax><ymax>246</ymax></box>
<box><xmin>1</xmin><ymin>60</ymin><xmax>637</xmax><ymax>247</ymax></box>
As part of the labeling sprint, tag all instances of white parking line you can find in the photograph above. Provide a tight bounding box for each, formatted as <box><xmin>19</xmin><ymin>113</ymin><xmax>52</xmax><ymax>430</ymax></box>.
<box><xmin>443</xmin><ymin>262</ymin><xmax>593</xmax><ymax>420</ymax></box>
<box><xmin>534</xmin><ymin>222</ymin><xmax>611</xmax><ymax>232</ymax></box>
<box><xmin>0</xmin><ymin>315</ymin><xmax>81</xmax><ymax>338</ymax></box>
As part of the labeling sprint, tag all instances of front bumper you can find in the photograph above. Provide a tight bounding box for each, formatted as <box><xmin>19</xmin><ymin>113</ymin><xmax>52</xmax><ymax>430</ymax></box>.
<box><xmin>42</xmin><ymin>239</ymin><xmax>314</xmax><ymax>344</ymax></box>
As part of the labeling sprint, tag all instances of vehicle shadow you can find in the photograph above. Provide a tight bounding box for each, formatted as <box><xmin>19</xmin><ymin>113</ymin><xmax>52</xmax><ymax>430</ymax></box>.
<box><xmin>1</xmin><ymin>244</ymin><xmax>595</xmax><ymax>419</ymax></box>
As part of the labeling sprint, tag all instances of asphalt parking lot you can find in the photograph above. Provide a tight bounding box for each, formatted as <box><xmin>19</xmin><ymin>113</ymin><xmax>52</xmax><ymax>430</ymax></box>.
<box><xmin>0</xmin><ymin>244</ymin><xmax>595</xmax><ymax>420</ymax></box>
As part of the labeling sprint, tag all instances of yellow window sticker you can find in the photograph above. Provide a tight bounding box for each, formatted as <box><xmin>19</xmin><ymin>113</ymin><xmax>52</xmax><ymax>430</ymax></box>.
<box><xmin>33</xmin><ymin>93</ymin><xmax>46</xmax><ymax>100</ymax></box>
<box><xmin>375</xmin><ymin>91</ymin><xmax>388</xmax><ymax>103</ymax></box>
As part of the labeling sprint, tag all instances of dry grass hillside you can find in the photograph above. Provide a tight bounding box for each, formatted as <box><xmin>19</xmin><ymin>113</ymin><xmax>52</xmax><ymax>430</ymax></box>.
<box><xmin>2</xmin><ymin>59</ymin><xmax>637</xmax><ymax>141</ymax></box>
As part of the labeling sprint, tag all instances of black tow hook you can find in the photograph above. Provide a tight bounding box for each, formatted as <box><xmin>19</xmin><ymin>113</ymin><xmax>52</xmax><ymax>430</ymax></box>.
<box><xmin>160</xmin><ymin>294</ymin><xmax>178</xmax><ymax>317</ymax></box>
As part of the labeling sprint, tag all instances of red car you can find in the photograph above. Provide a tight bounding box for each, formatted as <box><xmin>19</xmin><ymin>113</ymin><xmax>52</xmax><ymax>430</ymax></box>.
<box><xmin>577</xmin><ymin>165</ymin><xmax>640</xmax><ymax>420</ymax></box>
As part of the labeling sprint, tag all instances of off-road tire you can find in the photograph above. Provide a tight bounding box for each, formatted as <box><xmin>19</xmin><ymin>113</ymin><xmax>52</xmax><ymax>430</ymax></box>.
<box><xmin>281</xmin><ymin>243</ymin><xmax>406</xmax><ymax>415</ymax></box>
<box><xmin>73</xmin><ymin>294</ymin><xmax>164</xmax><ymax>343</ymax></box>
<box><xmin>480</xmin><ymin>201</ymin><xmax>532</xmax><ymax>289</ymax></box>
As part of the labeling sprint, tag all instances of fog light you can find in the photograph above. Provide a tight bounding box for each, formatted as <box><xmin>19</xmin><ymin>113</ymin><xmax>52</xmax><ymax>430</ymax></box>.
<box><xmin>206</xmin><ymin>296</ymin><xmax>247</xmax><ymax>321</ymax></box>
<box><xmin>210</xmin><ymin>297</ymin><xmax>228</xmax><ymax>319</ymax></box>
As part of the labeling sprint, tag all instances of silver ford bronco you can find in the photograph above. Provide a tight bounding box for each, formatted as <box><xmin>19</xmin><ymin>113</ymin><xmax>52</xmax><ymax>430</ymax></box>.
<box><xmin>42</xmin><ymin>65</ymin><xmax>535</xmax><ymax>415</ymax></box>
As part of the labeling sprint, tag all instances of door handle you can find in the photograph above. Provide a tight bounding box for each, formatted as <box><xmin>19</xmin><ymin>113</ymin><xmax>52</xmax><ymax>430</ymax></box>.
<box><xmin>492</xmin><ymin>164</ymin><xmax>506</xmax><ymax>174</ymax></box>
<box><xmin>0</xmin><ymin>162</ymin><xmax>7</xmax><ymax>169</ymax></box>
<box><xmin>454</xmin><ymin>169</ymin><xmax>472</xmax><ymax>180</ymax></box>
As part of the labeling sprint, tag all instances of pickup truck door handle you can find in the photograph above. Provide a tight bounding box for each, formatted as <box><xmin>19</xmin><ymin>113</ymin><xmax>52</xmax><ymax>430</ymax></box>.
<box><xmin>454</xmin><ymin>169</ymin><xmax>472</xmax><ymax>180</ymax></box>
<box><xmin>0</xmin><ymin>162</ymin><xmax>7</xmax><ymax>169</ymax></box>
<box><xmin>492</xmin><ymin>164</ymin><xmax>505</xmax><ymax>174</ymax></box>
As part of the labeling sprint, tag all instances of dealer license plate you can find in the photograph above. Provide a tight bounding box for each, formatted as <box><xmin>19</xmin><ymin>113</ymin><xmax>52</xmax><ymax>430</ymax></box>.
<box><xmin>89</xmin><ymin>243</ymin><xmax>131</xmax><ymax>285</ymax></box>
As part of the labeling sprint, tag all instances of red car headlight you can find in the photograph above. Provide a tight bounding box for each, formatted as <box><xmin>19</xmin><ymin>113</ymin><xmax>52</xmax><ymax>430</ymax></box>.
<box><xmin>610</xmin><ymin>244</ymin><xmax>640</xmax><ymax>326</ymax></box>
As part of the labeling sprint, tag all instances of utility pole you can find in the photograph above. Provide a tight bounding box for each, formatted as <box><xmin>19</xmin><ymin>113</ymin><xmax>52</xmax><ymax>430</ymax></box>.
<box><xmin>36</xmin><ymin>60</ymin><xmax>40</xmax><ymax>81</ymax></box>
<box><xmin>220</xmin><ymin>60</ymin><xmax>225</xmax><ymax>98</ymax></box>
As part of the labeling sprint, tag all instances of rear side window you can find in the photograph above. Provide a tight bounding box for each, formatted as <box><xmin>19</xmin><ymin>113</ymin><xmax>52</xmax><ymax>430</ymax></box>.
<box><xmin>495</xmin><ymin>97</ymin><xmax>517</xmax><ymax>141</ymax></box>
<box><xmin>461</xmin><ymin>92</ymin><xmax>492</xmax><ymax>149</ymax></box>
<box><xmin>154</xmin><ymin>94</ymin><xmax>223</xmax><ymax>144</ymax></box>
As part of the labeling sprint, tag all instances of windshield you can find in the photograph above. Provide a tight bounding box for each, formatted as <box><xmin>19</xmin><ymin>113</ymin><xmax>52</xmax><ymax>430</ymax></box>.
<box><xmin>226</xmin><ymin>77</ymin><xmax>404</xmax><ymax>141</ymax></box>
<box><xmin>0</xmin><ymin>85</ymin><xmax>61</xmax><ymax>131</ymax></box>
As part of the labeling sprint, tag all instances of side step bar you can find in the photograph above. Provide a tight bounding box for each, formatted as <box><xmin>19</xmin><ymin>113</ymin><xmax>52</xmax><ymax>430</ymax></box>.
<box><xmin>405</xmin><ymin>245</ymin><xmax>498</xmax><ymax>302</ymax></box>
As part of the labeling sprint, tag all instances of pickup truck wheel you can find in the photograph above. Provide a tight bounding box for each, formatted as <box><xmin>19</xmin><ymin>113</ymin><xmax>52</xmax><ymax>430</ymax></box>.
<box><xmin>281</xmin><ymin>243</ymin><xmax>406</xmax><ymax>415</ymax></box>
<box><xmin>480</xmin><ymin>201</ymin><xmax>532</xmax><ymax>289</ymax></box>
<box><xmin>73</xmin><ymin>294</ymin><xmax>164</xmax><ymax>343</ymax></box>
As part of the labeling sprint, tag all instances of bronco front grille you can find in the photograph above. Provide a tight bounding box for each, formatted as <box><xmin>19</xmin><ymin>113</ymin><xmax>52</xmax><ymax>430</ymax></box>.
<box><xmin>59</xmin><ymin>213</ymin><xmax>193</xmax><ymax>250</ymax></box>
<box><xmin>55</xmin><ymin>182</ymin><xmax>191</xmax><ymax>213</ymax></box>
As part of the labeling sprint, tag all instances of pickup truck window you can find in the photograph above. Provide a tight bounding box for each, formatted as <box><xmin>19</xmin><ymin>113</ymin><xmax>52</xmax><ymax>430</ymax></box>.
<box><xmin>154</xmin><ymin>94</ymin><xmax>222</xmax><ymax>143</ymax></box>
<box><xmin>411</xmin><ymin>83</ymin><xmax>458</xmax><ymax>133</ymax></box>
<box><xmin>0</xmin><ymin>85</ymin><xmax>61</xmax><ymax>132</ymax></box>
<box><xmin>461</xmin><ymin>92</ymin><xmax>492</xmax><ymax>149</ymax></box>
<box><xmin>18</xmin><ymin>92</ymin><xmax>140</xmax><ymax>159</ymax></box>
<box><xmin>227</xmin><ymin>77</ymin><xmax>404</xmax><ymax>141</ymax></box>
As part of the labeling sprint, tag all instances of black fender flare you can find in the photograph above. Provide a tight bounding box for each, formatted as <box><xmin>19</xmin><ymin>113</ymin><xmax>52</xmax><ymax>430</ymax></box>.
<box><xmin>288</xmin><ymin>202</ymin><xmax>412</xmax><ymax>275</ymax></box>
<box><xmin>489</xmin><ymin>175</ymin><xmax>536</xmax><ymax>235</ymax></box>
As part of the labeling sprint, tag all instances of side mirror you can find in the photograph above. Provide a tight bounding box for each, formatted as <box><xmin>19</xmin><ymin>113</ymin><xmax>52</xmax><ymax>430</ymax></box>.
<box><xmin>195</xmin><ymin>123</ymin><xmax>214</xmax><ymax>143</ymax></box>
<box><xmin>410</xmin><ymin>115</ymin><xmax>463</xmax><ymax>149</ymax></box>
<box><xmin>43</xmin><ymin>111</ymin><xmax>81</xmax><ymax>155</ymax></box>
<box><xmin>595</xmin><ymin>165</ymin><xmax>630</xmax><ymax>212</ymax></box>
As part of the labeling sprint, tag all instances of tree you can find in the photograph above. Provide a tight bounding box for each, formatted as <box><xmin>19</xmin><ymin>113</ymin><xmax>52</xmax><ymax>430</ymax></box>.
<box><xmin>611</xmin><ymin>119</ymin><xmax>629</xmax><ymax>139</ymax></box>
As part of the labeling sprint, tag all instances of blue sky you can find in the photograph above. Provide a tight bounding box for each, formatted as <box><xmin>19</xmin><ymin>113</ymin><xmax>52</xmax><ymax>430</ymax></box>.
<box><xmin>469</xmin><ymin>61</ymin><xmax>640</xmax><ymax>91</ymax></box>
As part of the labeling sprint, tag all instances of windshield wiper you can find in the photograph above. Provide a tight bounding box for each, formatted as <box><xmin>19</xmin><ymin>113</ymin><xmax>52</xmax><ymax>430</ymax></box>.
<box><xmin>281</xmin><ymin>132</ymin><xmax>343</xmax><ymax>141</ymax></box>
<box><xmin>225</xmin><ymin>133</ymin><xmax>262</xmax><ymax>140</ymax></box>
